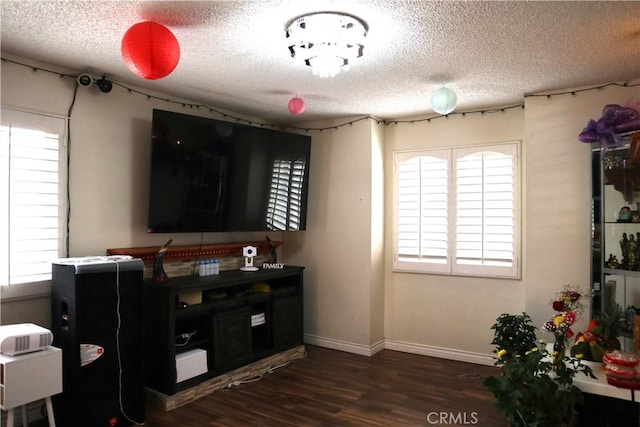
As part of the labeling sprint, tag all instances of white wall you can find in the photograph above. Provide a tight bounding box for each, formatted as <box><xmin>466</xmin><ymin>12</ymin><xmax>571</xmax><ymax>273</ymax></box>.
<box><xmin>523</xmin><ymin>85</ymin><xmax>640</xmax><ymax>337</ymax></box>
<box><xmin>382</xmin><ymin>83</ymin><xmax>640</xmax><ymax>361</ymax></box>
<box><xmin>2</xmin><ymin>54</ymin><xmax>639</xmax><ymax>363</ymax></box>
<box><xmin>0</xmin><ymin>54</ymin><xmax>285</xmax><ymax>326</ymax></box>
<box><xmin>1</xmin><ymin>55</ymin><xmax>284</xmax><ymax>257</ymax></box>
<box><xmin>1</xmin><ymin>55</ymin><xmax>386</xmax><ymax>352</ymax></box>
<box><xmin>383</xmin><ymin>108</ymin><xmax>526</xmax><ymax>359</ymax></box>
<box><xmin>370</xmin><ymin>121</ymin><xmax>385</xmax><ymax>347</ymax></box>
<box><xmin>285</xmin><ymin>118</ymin><xmax>385</xmax><ymax>354</ymax></box>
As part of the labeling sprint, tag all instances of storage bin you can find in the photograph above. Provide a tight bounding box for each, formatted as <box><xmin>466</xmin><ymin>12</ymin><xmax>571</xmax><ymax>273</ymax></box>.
<box><xmin>175</xmin><ymin>349</ymin><xmax>207</xmax><ymax>383</ymax></box>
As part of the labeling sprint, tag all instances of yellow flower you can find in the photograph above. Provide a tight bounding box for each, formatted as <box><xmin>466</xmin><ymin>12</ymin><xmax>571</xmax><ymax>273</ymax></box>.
<box><xmin>497</xmin><ymin>349</ymin><xmax>507</xmax><ymax>358</ymax></box>
<box><xmin>525</xmin><ymin>347</ymin><xmax>539</xmax><ymax>356</ymax></box>
<box><xmin>553</xmin><ymin>315</ymin><xmax>565</xmax><ymax>326</ymax></box>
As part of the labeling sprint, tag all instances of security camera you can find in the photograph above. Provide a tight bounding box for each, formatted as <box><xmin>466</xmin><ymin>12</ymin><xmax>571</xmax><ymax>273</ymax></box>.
<box><xmin>77</xmin><ymin>73</ymin><xmax>93</xmax><ymax>87</ymax></box>
<box><xmin>240</xmin><ymin>246</ymin><xmax>258</xmax><ymax>271</ymax></box>
<box><xmin>96</xmin><ymin>76</ymin><xmax>112</xmax><ymax>93</ymax></box>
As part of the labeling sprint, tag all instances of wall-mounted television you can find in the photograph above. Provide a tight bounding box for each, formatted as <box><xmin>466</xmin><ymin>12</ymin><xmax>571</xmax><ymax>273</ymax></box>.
<box><xmin>147</xmin><ymin>109</ymin><xmax>311</xmax><ymax>233</ymax></box>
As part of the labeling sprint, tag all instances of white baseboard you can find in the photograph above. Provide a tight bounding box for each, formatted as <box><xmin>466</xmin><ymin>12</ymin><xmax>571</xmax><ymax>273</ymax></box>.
<box><xmin>304</xmin><ymin>334</ymin><xmax>385</xmax><ymax>356</ymax></box>
<box><xmin>304</xmin><ymin>334</ymin><xmax>495</xmax><ymax>366</ymax></box>
<box><xmin>384</xmin><ymin>339</ymin><xmax>495</xmax><ymax>366</ymax></box>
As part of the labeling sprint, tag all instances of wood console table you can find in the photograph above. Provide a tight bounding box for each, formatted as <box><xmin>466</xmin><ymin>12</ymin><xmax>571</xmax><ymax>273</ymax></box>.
<box><xmin>142</xmin><ymin>265</ymin><xmax>304</xmax><ymax>397</ymax></box>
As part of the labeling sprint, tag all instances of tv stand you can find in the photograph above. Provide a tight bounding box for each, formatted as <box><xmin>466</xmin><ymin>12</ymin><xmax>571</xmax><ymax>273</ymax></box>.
<box><xmin>143</xmin><ymin>266</ymin><xmax>304</xmax><ymax>398</ymax></box>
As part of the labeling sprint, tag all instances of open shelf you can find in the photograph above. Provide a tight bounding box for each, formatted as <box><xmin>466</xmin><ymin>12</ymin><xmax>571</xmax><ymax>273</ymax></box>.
<box><xmin>143</xmin><ymin>265</ymin><xmax>304</xmax><ymax>395</ymax></box>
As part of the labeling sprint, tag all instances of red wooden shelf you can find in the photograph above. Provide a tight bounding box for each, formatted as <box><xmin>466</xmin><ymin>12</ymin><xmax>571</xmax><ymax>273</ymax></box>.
<box><xmin>107</xmin><ymin>241</ymin><xmax>282</xmax><ymax>264</ymax></box>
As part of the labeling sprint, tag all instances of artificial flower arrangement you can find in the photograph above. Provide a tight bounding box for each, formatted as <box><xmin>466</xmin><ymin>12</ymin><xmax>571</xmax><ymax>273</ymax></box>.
<box><xmin>541</xmin><ymin>284</ymin><xmax>589</xmax><ymax>362</ymax></box>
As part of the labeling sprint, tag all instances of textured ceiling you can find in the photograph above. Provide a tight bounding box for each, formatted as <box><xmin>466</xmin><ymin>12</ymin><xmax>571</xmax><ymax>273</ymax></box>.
<box><xmin>1</xmin><ymin>1</ymin><xmax>639</xmax><ymax>124</ymax></box>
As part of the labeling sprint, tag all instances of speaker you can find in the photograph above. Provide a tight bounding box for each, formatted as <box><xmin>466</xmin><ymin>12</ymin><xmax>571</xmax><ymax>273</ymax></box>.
<box><xmin>51</xmin><ymin>257</ymin><xmax>145</xmax><ymax>427</ymax></box>
<box><xmin>77</xmin><ymin>73</ymin><xmax>93</xmax><ymax>87</ymax></box>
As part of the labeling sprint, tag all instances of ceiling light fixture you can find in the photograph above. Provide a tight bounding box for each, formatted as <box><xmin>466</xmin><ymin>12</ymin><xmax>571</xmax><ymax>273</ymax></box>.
<box><xmin>286</xmin><ymin>12</ymin><xmax>368</xmax><ymax>78</ymax></box>
<box><xmin>431</xmin><ymin>86</ymin><xmax>457</xmax><ymax>115</ymax></box>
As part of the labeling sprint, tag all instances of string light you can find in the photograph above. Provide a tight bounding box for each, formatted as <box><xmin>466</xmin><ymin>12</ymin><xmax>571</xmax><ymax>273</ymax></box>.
<box><xmin>2</xmin><ymin>56</ymin><xmax>638</xmax><ymax>132</ymax></box>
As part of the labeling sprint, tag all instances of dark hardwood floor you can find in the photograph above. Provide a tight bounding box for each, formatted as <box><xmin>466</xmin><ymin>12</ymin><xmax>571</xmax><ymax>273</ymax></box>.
<box><xmin>144</xmin><ymin>345</ymin><xmax>507</xmax><ymax>426</ymax></box>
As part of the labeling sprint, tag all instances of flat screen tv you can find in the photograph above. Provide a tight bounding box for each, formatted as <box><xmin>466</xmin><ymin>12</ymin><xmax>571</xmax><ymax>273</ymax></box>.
<box><xmin>147</xmin><ymin>109</ymin><xmax>311</xmax><ymax>233</ymax></box>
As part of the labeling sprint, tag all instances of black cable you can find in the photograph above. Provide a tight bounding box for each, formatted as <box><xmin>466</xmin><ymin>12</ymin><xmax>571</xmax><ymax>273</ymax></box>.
<box><xmin>65</xmin><ymin>81</ymin><xmax>79</xmax><ymax>257</ymax></box>
<box><xmin>112</xmin><ymin>261</ymin><xmax>145</xmax><ymax>426</ymax></box>
<box><xmin>3</xmin><ymin>56</ymin><xmax>638</xmax><ymax>133</ymax></box>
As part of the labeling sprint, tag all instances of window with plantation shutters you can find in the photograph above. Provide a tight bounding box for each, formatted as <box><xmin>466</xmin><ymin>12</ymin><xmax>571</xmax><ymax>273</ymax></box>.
<box><xmin>266</xmin><ymin>158</ymin><xmax>306</xmax><ymax>231</ymax></box>
<box><xmin>393</xmin><ymin>142</ymin><xmax>520</xmax><ymax>278</ymax></box>
<box><xmin>1</xmin><ymin>109</ymin><xmax>66</xmax><ymax>286</ymax></box>
<box><xmin>395</xmin><ymin>150</ymin><xmax>451</xmax><ymax>273</ymax></box>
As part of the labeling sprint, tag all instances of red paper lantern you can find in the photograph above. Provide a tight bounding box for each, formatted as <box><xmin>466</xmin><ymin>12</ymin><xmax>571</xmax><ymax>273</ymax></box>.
<box><xmin>288</xmin><ymin>97</ymin><xmax>305</xmax><ymax>115</ymax></box>
<box><xmin>121</xmin><ymin>21</ymin><xmax>180</xmax><ymax>80</ymax></box>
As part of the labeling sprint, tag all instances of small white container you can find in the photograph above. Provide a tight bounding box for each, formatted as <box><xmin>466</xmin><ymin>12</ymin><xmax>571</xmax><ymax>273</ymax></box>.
<box><xmin>175</xmin><ymin>348</ymin><xmax>207</xmax><ymax>383</ymax></box>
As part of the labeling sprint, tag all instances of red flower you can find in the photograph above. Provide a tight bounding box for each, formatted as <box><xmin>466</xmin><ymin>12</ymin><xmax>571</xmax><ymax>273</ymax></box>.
<box><xmin>552</xmin><ymin>300</ymin><xmax>565</xmax><ymax>312</ymax></box>
<box><xmin>564</xmin><ymin>311</ymin><xmax>577</xmax><ymax>325</ymax></box>
<box><xmin>565</xmin><ymin>291</ymin><xmax>581</xmax><ymax>301</ymax></box>
<box><xmin>544</xmin><ymin>320</ymin><xmax>557</xmax><ymax>332</ymax></box>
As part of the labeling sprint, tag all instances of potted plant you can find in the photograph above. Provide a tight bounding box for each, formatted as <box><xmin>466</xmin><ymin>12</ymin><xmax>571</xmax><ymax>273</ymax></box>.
<box><xmin>484</xmin><ymin>312</ymin><xmax>596</xmax><ymax>427</ymax></box>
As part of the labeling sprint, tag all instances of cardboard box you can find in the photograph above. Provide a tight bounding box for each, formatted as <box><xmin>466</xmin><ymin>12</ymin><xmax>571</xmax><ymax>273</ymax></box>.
<box><xmin>175</xmin><ymin>349</ymin><xmax>207</xmax><ymax>383</ymax></box>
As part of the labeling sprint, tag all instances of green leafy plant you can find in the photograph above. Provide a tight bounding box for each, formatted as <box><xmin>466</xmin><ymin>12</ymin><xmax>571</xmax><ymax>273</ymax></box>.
<box><xmin>571</xmin><ymin>304</ymin><xmax>623</xmax><ymax>362</ymax></box>
<box><xmin>483</xmin><ymin>313</ymin><xmax>596</xmax><ymax>427</ymax></box>
<box><xmin>591</xmin><ymin>304</ymin><xmax>624</xmax><ymax>350</ymax></box>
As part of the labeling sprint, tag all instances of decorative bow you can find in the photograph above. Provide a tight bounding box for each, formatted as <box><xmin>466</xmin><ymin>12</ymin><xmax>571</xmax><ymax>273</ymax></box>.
<box><xmin>579</xmin><ymin>104</ymin><xmax>640</xmax><ymax>153</ymax></box>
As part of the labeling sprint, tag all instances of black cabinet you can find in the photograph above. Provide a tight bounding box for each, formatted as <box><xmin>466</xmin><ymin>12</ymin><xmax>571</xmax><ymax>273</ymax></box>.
<box><xmin>144</xmin><ymin>266</ymin><xmax>304</xmax><ymax>395</ymax></box>
<box><xmin>272</xmin><ymin>290</ymin><xmax>302</xmax><ymax>350</ymax></box>
<box><xmin>213</xmin><ymin>305</ymin><xmax>251</xmax><ymax>371</ymax></box>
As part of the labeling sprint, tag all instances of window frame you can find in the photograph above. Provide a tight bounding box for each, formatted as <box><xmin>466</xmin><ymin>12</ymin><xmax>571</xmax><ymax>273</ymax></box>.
<box><xmin>1</xmin><ymin>107</ymin><xmax>68</xmax><ymax>290</ymax></box>
<box><xmin>392</xmin><ymin>141</ymin><xmax>521</xmax><ymax>279</ymax></box>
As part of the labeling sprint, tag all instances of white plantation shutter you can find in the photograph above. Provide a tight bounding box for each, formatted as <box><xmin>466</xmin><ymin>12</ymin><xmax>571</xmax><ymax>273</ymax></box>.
<box><xmin>1</xmin><ymin>110</ymin><xmax>66</xmax><ymax>286</ymax></box>
<box><xmin>395</xmin><ymin>150</ymin><xmax>451</xmax><ymax>273</ymax></box>
<box><xmin>454</xmin><ymin>146</ymin><xmax>517</xmax><ymax>277</ymax></box>
<box><xmin>394</xmin><ymin>142</ymin><xmax>519</xmax><ymax>278</ymax></box>
<box><xmin>266</xmin><ymin>158</ymin><xmax>306</xmax><ymax>231</ymax></box>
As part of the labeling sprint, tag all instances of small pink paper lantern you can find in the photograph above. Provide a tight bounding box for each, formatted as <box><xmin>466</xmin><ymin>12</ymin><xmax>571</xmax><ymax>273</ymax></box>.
<box><xmin>121</xmin><ymin>21</ymin><xmax>180</xmax><ymax>80</ymax></box>
<box><xmin>288</xmin><ymin>97</ymin><xmax>305</xmax><ymax>115</ymax></box>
